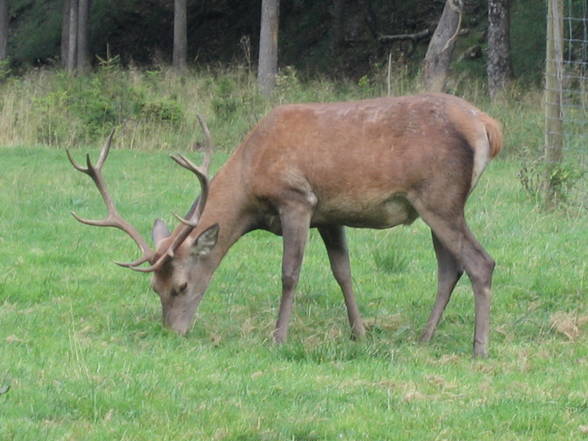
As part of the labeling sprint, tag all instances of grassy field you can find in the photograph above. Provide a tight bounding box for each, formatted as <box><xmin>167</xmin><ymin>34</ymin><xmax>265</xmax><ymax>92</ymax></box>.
<box><xmin>0</xmin><ymin>135</ymin><xmax>587</xmax><ymax>440</ymax></box>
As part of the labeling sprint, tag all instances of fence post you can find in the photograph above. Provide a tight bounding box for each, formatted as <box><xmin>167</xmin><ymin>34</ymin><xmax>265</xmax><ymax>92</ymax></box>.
<box><xmin>544</xmin><ymin>0</ymin><xmax>565</xmax><ymax>206</ymax></box>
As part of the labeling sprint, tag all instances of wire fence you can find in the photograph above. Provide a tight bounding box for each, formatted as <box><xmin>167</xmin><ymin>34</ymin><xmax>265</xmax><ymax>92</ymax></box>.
<box><xmin>545</xmin><ymin>0</ymin><xmax>588</xmax><ymax>207</ymax></box>
<box><xmin>562</xmin><ymin>0</ymin><xmax>588</xmax><ymax>165</ymax></box>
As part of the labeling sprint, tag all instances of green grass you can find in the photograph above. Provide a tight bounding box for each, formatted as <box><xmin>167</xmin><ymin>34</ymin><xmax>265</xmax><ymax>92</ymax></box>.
<box><xmin>1</xmin><ymin>138</ymin><xmax>587</xmax><ymax>440</ymax></box>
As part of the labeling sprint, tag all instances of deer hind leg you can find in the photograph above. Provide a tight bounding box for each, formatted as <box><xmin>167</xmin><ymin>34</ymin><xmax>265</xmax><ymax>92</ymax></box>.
<box><xmin>463</xmin><ymin>228</ymin><xmax>495</xmax><ymax>358</ymax></box>
<box><xmin>273</xmin><ymin>200</ymin><xmax>313</xmax><ymax>344</ymax></box>
<box><xmin>410</xmin><ymin>199</ymin><xmax>495</xmax><ymax>357</ymax></box>
<box><xmin>318</xmin><ymin>225</ymin><xmax>366</xmax><ymax>340</ymax></box>
<box><xmin>420</xmin><ymin>231</ymin><xmax>464</xmax><ymax>343</ymax></box>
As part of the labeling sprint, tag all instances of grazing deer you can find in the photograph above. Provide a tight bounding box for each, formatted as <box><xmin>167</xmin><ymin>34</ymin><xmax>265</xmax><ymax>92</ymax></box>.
<box><xmin>67</xmin><ymin>93</ymin><xmax>503</xmax><ymax>357</ymax></box>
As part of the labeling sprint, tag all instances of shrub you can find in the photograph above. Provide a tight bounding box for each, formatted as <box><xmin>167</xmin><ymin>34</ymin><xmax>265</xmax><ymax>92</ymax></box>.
<box><xmin>139</xmin><ymin>98</ymin><xmax>184</xmax><ymax>125</ymax></box>
<box><xmin>518</xmin><ymin>154</ymin><xmax>586</xmax><ymax>207</ymax></box>
<box><xmin>211</xmin><ymin>76</ymin><xmax>240</xmax><ymax>121</ymax></box>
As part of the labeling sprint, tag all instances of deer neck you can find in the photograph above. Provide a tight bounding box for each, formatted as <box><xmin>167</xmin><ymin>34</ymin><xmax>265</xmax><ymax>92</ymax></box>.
<box><xmin>190</xmin><ymin>156</ymin><xmax>253</xmax><ymax>265</ymax></box>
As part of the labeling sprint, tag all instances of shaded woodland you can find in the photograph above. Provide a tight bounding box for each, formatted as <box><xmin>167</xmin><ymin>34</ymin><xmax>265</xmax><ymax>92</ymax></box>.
<box><xmin>4</xmin><ymin>0</ymin><xmax>545</xmax><ymax>84</ymax></box>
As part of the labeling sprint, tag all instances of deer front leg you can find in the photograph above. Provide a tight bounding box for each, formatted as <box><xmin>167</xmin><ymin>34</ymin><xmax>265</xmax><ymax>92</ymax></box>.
<box><xmin>318</xmin><ymin>225</ymin><xmax>365</xmax><ymax>340</ymax></box>
<box><xmin>420</xmin><ymin>231</ymin><xmax>463</xmax><ymax>343</ymax></box>
<box><xmin>273</xmin><ymin>201</ymin><xmax>313</xmax><ymax>344</ymax></box>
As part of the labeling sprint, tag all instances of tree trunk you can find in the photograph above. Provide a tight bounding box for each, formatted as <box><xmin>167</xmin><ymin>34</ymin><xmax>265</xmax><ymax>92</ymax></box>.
<box><xmin>61</xmin><ymin>0</ymin><xmax>70</xmax><ymax>67</ymax></box>
<box><xmin>0</xmin><ymin>0</ymin><xmax>7</xmax><ymax>61</ymax></box>
<box><xmin>67</xmin><ymin>0</ymin><xmax>79</xmax><ymax>73</ymax></box>
<box><xmin>330</xmin><ymin>0</ymin><xmax>345</xmax><ymax>55</ymax></box>
<box><xmin>257</xmin><ymin>0</ymin><xmax>280</xmax><ymax>96</ymax></box>
<box><xmin>77</xmin><ymin>0</ymin><xmax>91</xmax><ymax>73</ymax></box>
<box><xmin>487</xmin><ymin>0</ymin><xmax>513</xmax><ymax>99</ymax></box>
<box><xmin>173</xmin><ymin>0</ymin><xmax>188</xmax><ymax>71</ymax></box>
<box><xmin>421</xmin><ymin>0</ymin><xmax>463</xmax><ymax>92</ymax></box>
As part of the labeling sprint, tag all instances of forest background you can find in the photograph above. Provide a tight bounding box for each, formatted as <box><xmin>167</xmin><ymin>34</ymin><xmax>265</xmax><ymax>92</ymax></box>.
<box><xmin>5</xmin><ymin>0</ymin><xmax>543</xmax><ymax>86</ymax></box>
<box><xmin>0</xmin><ymin>0</ymin><xmax>546</xmax><ymax>150</ymax></box>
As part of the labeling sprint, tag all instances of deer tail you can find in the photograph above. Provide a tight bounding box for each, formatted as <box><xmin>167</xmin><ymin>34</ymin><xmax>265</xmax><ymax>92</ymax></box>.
<box><xmin>480</xmin><ymin>112</ymin><xmax>504</xmax><ymax>158</ymax></box>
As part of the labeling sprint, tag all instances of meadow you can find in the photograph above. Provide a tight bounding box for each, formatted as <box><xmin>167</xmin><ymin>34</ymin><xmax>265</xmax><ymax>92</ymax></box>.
<box><xmin>0</xmin><ymin>68</ymin><xmax>587</xmax><ymax>440</ymax></box>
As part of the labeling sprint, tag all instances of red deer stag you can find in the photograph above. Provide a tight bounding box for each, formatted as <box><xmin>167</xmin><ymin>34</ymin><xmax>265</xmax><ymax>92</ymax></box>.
<box><xmin>67</xmin><ymin>93</ymin><xmax>503</xmax><ymax>357</ymax></box>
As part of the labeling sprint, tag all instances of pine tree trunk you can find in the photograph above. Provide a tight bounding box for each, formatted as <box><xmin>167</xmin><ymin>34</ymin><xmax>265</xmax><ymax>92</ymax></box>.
<box><xmin>487</xmin><ymin>0</ymin><xmax>513</xmax><ymax>99</ymax></box>
<box><xmin>257</xmin><ymin>0</ymin><xmax>280</xmax><ymax>96</ymax></box>
<box><xmin>61</xmin><ymin>0</ymin><xmax>70</xmax><ymax>67</ymax></box>
<box><xmin>67</xmin><ymin>0</ymin><xmax>79</xmax><ymax>73</ymax></box>
<box><xmin>0</xmin><ymin>0</ymin><xmax>8</xmax><ymax>61</ymax></box>
<box><xmin>77</xmin><ymin>0</ymin><xmax>91</xmax><ymax>73</ymax></box>
<box><xmin>330</xmin><ymin>0</ymin><xmax>345</xmax><ymax>55</ymax></box>
<box><xmin>421</xmin><ymin>0</ymin><xmax>463</xmax><ymax>92</ymax></box>
<box><xmin>173</xmin><ymin>0</ymin><xmax>188</xmax><ymax>71</ymax></box>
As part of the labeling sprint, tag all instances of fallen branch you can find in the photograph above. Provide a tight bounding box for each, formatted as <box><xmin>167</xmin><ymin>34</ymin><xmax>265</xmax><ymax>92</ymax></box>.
<box><xmin>378</xmin><ymin>28</ymin><xmax>430</xmax><ymax>43</ymax></box>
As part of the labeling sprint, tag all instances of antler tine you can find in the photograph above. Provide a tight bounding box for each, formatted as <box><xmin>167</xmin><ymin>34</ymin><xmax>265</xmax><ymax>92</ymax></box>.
<box><xmin>196</xmin><ymin>114</ymin><xmax>213</xmax><ymax>174</ymax></box>
<box><xmin>66</xmin><ymin>149</ymin><xmax>88</xmax><ymax>173</ymax></box>
<box><xmin>65</xmin><ymin>129</ymin><xmax>115</xmax><ymax>175</ymax></box>
<box><xmin>170</xmin><ymin>153</ymin><xmax>203</xmax><ymax>175</ymax></box>
<box><xmin>118</xmin><ymin>253</ymin><xmax>169</xmax><ymax>273</ymax></box>
<box><xmin>170</xmin><ymin>153</ymin><xmax>210</xmax><ymax>223</ymax></box>
<box><xmin>172</xmin><ymin>212</ymin><xmax>198</xmax><ymax>227</ymax></box>
<box><xmin>95</xmin><ymin>128</ymin><xmax>115</xmax><ymax>170</ymax></box>
<box><xmin>114</xmin><ymin>254</ymin><xmax>153</xmax><ymax>268</ymax></box>
<box><xmin>71</xmin><ymin>210</ymin><xmax>118</xmax><ymax>227</ymax></box>
<box><xmin>170</xmin><ymin>153</ymin><xmax>208</xmax><ymax>184</ymax></box>
<box><xmin>67</xmin><ymin>131</ymin><xmax>155</xmax><ymax>267</ymax></box>
<box><xmin>196</xmin><ymin>114</ymin><xmax>212</xmax><ymax>144</ymax></box>
<box><xmin>169</xmin><ymin>114</ymin><xmax>214</xmax><ymax>221</ymax></box>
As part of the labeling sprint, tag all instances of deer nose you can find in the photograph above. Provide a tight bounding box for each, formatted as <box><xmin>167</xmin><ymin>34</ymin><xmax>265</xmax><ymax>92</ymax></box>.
<box><xmin>175</xmin><ymin>327</ymin><xmax>190</xmax><ymax>337</ymax></box>
<box><xmin>164</xmin><ymin>320</ymin><xmax>190</xmax><ymax>336</ymax></box>
<box><xmin>163</xmin><ymin>312</ymin><xmax>192</xmax><ymax>336</ymax></box>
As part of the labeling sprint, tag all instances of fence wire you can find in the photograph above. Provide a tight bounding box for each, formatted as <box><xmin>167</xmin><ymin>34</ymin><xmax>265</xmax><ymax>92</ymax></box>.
<box><xmin>562</xmin><ymin>0</ymin><xmax>588</xmax><ymax>163</ymax></box>
<box><xmin>545</xmin><ymin>0</ymin><xmax>588</xmax><ymax>206</ymax></box>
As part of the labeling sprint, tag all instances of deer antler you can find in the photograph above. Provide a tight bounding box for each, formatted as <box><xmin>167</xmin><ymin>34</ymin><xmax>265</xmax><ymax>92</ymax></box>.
<box><xmin>66</xmin><ymin>130</ymin><xmax>155</xmax><ymax>267</ymax></box>
<box><xmin>124</xmin><ymin>115</ymin><xmax>215</xmax><ymax>273</ymax></box>
<box><xmin>170</xmin><ymin>152</ymin><xmax>210</xmax><ymax>224</ymax></box>
<box><xmin>179</xmin><ymin>114</ymin><xmax>214</xmax><ymax>221</ymax></box>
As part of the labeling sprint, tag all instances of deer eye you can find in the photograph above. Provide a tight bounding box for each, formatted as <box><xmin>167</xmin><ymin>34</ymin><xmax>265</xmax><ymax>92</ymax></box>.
<box><xmin>171</xmin><ymin>282</ymin><xmax>188</xmax><ymax>296</ymax></box>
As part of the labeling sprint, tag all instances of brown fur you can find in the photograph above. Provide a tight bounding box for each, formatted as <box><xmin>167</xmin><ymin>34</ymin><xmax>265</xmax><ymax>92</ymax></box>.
<box><xmin>72</xmin><ymin>93</ymin><xmax>503</xmax><ymax>356</ymax></box>
<box><xmin>479</xmin><ymin>112</ymin><xmax>504</xmax><ymax>158</ymax></box>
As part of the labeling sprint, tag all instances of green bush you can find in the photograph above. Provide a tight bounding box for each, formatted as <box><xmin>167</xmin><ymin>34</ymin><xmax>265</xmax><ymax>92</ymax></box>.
<box><xmin>518</xmin><ymin>155</ymin><xmax>586</xmax><ymax>208</ymax></box>
<box><xmin>211</xmin><ymin>76</ymin><xmax>240</xmax><ymax>121</ymax></box>
<box><xmin>30</xmin><ymin>66</ymin><xmax>190</xmax><ymax>145</ymax></box>
<box><xmin>139</xmin><ymin>98</ymin><xmax>184</xmax><ymax>125</ymax></box>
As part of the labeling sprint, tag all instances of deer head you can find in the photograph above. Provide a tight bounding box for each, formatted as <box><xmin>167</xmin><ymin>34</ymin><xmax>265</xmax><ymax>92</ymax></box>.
<box><xmin>67</xmin><ymin>117</ymin><xmax>218</xmax><ymax>335</ymax></box>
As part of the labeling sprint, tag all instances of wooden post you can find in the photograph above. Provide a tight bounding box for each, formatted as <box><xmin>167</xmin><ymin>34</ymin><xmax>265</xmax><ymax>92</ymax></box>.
<box><xmin>543</xmin><ymin>0</ymin><xmax>564</xmax><ymax>206</ymax></box>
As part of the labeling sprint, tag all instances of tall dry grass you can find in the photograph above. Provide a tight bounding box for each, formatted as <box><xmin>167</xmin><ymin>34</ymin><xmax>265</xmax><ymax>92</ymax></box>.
<box><xmin>0</xmin><ymin>62</ymin><xmax>540</xmax><ymax>157</ymax></box>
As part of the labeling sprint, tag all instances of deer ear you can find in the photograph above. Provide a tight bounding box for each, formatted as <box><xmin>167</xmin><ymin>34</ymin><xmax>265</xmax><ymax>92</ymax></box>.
<box><xmin>152</xmin><ymin>219</ymin><xmax>171</xmax><ymax>246</ymax></box>
<box><xmin>192</xmin><ymin>224</ymin><xmax>220</xmax><ymax>257</ymax></box>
